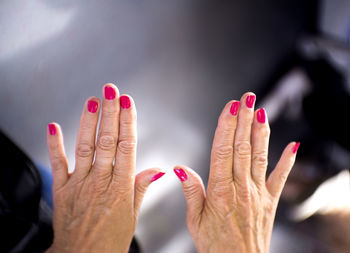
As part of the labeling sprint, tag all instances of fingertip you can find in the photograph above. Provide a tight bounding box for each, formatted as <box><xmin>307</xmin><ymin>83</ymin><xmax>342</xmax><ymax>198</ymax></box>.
<box><xmin>217</xmin><ymin>100</ymin><xmax>239</xmax><ymax>129</ymax></box>
<box><xmin>135</xmin><ymin>168</ymin><xmax>163</xmax><ymax>183</ymax></box>
<box><xmin>292</xmin><ymin>141</ymin><xmax>300</xmax><ymax>154</ymax></box>
<box><xmin>255</xmin><ymin>108</ymin><xmax>267</xmax><ymax>124</ymax></box>
<box><xmin>241</xmin><ymin>92</ymin><xmax>256</xmax><ymax>109</ymax></box>
<box><xmin>103</xmin><ymin>83</ymin><xmax>120</xmax><ymax>100</ymax></box>
<box><xmin>119</xmin><ymin>94</ymin><xmax>134</xmax><ymax>109</ymax></box>
<box><xmin>48</xmin><ymin>123</ymin><xmax>57</xmax><ymax>136</ymax></box>
<box><xmin>173</xmin><ymin>165</ymin><xmax>188</xmax><ymax>182</ymax></box>
<box><xmin>150</xmin><ymin>171</ymin><xmax>166</xmax><ymax>182</ymax></box>
<box><xmin>47</xmin><ymin>122</ymin><xmax>61</xmax><ymax>136</ymax></box>
<box><xmin>86</xmin><ymin>97</ymin><xmax>100</xmax><ymax>114</ymax></box>
<box><xmin>229</xmin><ymin>100</ymin><xmax>240</xmax><ymax>116</ymax></box>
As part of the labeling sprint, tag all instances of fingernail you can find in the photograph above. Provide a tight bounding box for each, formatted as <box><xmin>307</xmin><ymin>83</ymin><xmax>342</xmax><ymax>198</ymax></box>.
<box><xmin>87</xmin><ymin>100</ymin><xmax>98</xmax><ymax>113</ymax></box>
<box><xmin>257</xmin><ymin>108</ymin><xmax>266</xmax><ymax>123</ymax></box>
<box><xmin>151</xmin><ymin>172</ymin><xmax>166</xmax><ymax>182</ymax></box>
<box><xmin>48</xmin><ymin>124</ymin><xmax>56</xmax><ymax>135</ymax></box>
<box><xmin>246</xmin><ymin>94</ymin><xmax>256</xmax><ymax>108</ymax></box>
<box><xmin>292</xmin><ymin>142</ymin><xmax>300</xmax><ymax>154</ymax></box>
<box><xmin>105</xmin><ymin>86</ymin><xmax>116</xmax><ymax>100</ymax></box>
<box><xmin>230</xmin><ymin>101</ymin><xmax>240</xmax><ymax>116</ymax></box>
<box><xmin>174</xmin><ymin>168</ymin><xmax>188</xmax><ymax>182</ymax></box>
<box><xmin>120</xmin><ymin>95</ymin><xmax>131</xmax><ymax>109</ymax></box>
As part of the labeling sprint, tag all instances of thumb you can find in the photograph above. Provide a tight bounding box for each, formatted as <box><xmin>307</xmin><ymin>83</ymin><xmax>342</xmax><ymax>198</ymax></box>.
<box><xmin>134</xmin><ymin>168</ymin><xmax>165</xmax><ymax>215</ymax></box>
<box><xmin>173</xmin><ymin>165</ymin><xmax>206</xmax><ymax>228</ymax></box>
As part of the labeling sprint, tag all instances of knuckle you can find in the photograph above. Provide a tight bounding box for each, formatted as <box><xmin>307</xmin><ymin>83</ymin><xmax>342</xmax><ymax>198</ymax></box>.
<box><xmin>279</xmin><ymin>172</ymin><xmax>289</xmax><ymax>183</ymax></box>
<box><xmin>238</xmin><ymin>188</ymin><xmax>250</xmax><ymax>202</ymax></box>
<box><xmin>211</xmin><ymin>176</ymin><xmax>232</xmax><ymax>187</ymax></box>
<box><xmin>120</xmin><ymin>118</ymin><xmax>135</xmax><ymax>130</ymax></box>
<box><xmin>217</xmin><ymin>116</ymin><xmax>235</xmax><ymax>130</ymax></box>
<box><xmin>259</xmin><ymin>127</ymin><xmax>270</xmax><ymax>138</ymax></box>
<box><xmin>234</xmin><ymin>141</ymin><xmax>251</xmax><ymax>157</ymax></box>
<box><xmin>102</xmin><ymin>107</ymin><xmax>118</xmax><ymax>116</ymax></box>
<box><xmin>48</xmin><ymin>142</ymin><xmax>62</xmax><ymax>154</ymax></box>
<box><xmin>115</xmin><ymin>185</ymin><xmax>133</xmax><ymax>196</ymax></box>
<box><xmin>97</xmin><ymin>134</ymin><xmax>117</xmax><ymax>151</ymax></box>
<box><xmin>252</xmin><ymin>151</ymin><xmax>268</xmax><ymax>166</ymax></box>
<box><xmin>117</xmin><ymin>140</ymin><xmax>136</xmax><ymax>155</ymax></box>
<box><xmin>265</xmin><ymin>202</ymin><xmax>276</xmax><ymax>215</ymax></box>
<box><xmin>213</xmin><ymin>145</ymin><xmax>233</xmax><ymax>160</ymax></box>
<box><xmin>76</xmin><ymin>143</ymin><xmax>94</xmax><ymax>158</ymax></box>
<box><xmin>50</xmin><ymin>153</ymin><xmax>65</xmax><ymax>166</ymax></box>
<box><xmin>236</xmin><ymin>182</ymin><xmax>251</xmax><ymax>201</ymax></box>
<box><xmin>209</xmin><ymin>177</ymin><xmax>234</xmax><ymax>197</ymax></box>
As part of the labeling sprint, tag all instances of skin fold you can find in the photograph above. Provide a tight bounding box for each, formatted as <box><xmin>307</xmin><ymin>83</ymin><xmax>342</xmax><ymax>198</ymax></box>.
<box><xmin>174</xmin><ymin>92</ymin><xmax>298</xmax><ymax>253</ymax></box>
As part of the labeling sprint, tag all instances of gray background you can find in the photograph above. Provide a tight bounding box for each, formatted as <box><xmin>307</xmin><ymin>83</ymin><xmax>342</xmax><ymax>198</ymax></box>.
<box><xmin>1</xmin><ymin>0</ymin><xmax>345</xmax><ymax>252</ymax></box>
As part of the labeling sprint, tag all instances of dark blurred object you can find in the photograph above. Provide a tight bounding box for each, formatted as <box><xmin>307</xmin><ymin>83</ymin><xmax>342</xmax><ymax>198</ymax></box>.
<box><xmin>302</xmin><ymin>56</ymin><xmax>350</xmax><ymax>152</ymax></box>
<box><xmin>0</xmin><ymin>129</ymin><xmax>53</xmax><ymax>253</ymax></box>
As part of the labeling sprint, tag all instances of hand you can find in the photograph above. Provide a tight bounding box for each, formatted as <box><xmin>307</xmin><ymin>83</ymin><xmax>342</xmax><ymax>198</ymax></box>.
<box><xmin>174</xmin><ymin>92</ymin><xmax>299</xmax><ymax>253</ymax></box>
<box><xmin>46</xmin><ymin>84</ymin><xmax>165</xmax><ymax>253</ymax></box>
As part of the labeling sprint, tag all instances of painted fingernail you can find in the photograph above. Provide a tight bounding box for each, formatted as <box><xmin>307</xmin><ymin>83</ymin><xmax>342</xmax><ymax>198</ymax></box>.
<box><xmin>48</xmin><ymin>124</ymin><xmax>56</xmax><ymax>135</ymax></box>
<box><xmin>174</xmin><ymin>168</ymin><xmax>188</xmax><ymax>182</ymax></box>
<box><xmin>120</xmin><ymin>95</ymin><xmax>131</xmax><ymax>109</ymax></box>
<box><xmin>87</xmin><ymin>100</ymin><xmax>98</xmax><ymax>113</ymax></box>
<box><xmin>151</xmin><ymin>172</ymin><xmax>166</xmax><ymax>182</ymax></box>
<box><xmin>257</xmin><ymin>108</ymin><xmax>266</xmax><ymax>123</ymax></box>
<box><xmin>246</xmin><ymin>94</ymin><xmax>256</xmax><ymax>108</ymax></box>
<box><xmin>292</xmin><ymin>142</ymin><xmax>300</xmax><ymax>154</ymax></box>
<box><xmin>105</xmin><ymin>86</ymin><xmax>116</xmax><ymax>100</ymax></box>
<box><xmin>230</xmin><ymin>101</ymin><xmax>240</xmax><ymax>116</ymax></box>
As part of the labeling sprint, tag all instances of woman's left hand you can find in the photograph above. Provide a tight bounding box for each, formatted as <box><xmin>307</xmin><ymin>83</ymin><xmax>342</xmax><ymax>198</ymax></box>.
<box><xmin>174</xmin><ymin>92</ymin><xmax>299</xmax><ymax>253</ymax></box>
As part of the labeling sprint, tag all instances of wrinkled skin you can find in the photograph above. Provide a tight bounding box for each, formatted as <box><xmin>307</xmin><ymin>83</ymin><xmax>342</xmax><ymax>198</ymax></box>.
<box><xmin>46</xmin><ymin>84</ymin><xmax>162</xmax><ymax>253</ymax></box>
<box><xmin>175</xmin><ymin>92</ymin><xmax>298</xmax><ymax>253</ymax></box>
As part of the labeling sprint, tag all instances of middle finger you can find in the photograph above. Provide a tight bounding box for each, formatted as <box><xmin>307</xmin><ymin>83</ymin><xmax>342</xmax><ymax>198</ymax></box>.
<box><xmin>233</xmin><ymin>92</ymin><xmax>255</xmax><ymax>185</ymax></box>
<box><xmin>94</xmin><ymin>83</ymin><xmax>120</xmax><ymax>174</ymax></box>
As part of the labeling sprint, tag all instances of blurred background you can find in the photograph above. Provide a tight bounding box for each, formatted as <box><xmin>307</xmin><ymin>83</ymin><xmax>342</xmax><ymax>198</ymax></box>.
<box><xmin>1</xmin><ymin>0</ymin><xmax>350</xmax><ymax>252</ymax></box>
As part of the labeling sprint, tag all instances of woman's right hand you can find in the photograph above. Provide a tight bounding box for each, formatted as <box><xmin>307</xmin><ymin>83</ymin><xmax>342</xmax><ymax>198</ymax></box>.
<box><xmin>174</xmin><ymin>92</ymin><xmax>299</xmax><ymax>253</ymax></box>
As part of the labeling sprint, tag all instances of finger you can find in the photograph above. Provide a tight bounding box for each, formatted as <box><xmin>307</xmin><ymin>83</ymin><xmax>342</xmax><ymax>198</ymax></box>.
<box><xmin>73</xmin><ymin>97</ymin><xmax>100</xmax><ymax>178</ymax></box>
<box><xmin>173</xmin><ymin>165</ymin><xmax>205</xmax><ymax>227</ymax></box>
<box><xmin>208</xmin><ymin>100</ymin><xmax>239</xmax><ymax>190</ymax></box>
<box><xmin>113</xmin><ymin>95</ymin><xmax>137</xmax><ymax>190</ymax></box>
<box><xmin>251</xmin><ymin>108</ymin><xmax>270</xmax><ymax>187</ymax></box>
<box><xmin>134</xmin><ymin>168</ymin><xmax>165</xmax><ymax>215</ymax></box>
<box><xmin>266</xmin><ymin>142</ymin><xmax>300</xmax><ymax>198</ymax></box>
<box><xmin>233</xmin><ymin>92</ymin><xmax>256</xmax><ymax>185</ymax></box>
<box><xmin>94</xmin><ymin>83</ymin><xmax>120</xmax><ymax>173</ymax></box>
<box><xmin>47</xmin><ymin>123</ymin><xmax>69</xmax><ymax>191</ymax></box>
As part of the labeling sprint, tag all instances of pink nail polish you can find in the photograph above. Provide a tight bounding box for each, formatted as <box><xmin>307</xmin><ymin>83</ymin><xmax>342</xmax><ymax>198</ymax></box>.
<box><xmin>246</xmin><ymin>95</ymin><xmax>256</xmax><ymax>108</ymax></box>
<box><xmin>292</xmin><ymin>142</ymin><xmax>300</xmax><ymax>154</ymax></box>
<box><xmin>174</xmin><ymin>168</ymin><xmax>187</xmax><ymax>182</ymax></box>
<box><xmin>48</xmin><ymin>124</ymin><xmax>56</xmax><ymax>135</ymax></box>
<box><xmin>257</xmin><ymin>108</ymin><xmax>266</xmax><ymax>123</ymax></box>
<box><xmin>151</xmin><ymin>172</ymin><xmax>166</xmax><ymax>182</ymax></box>
<box><xmin>105</xmin><ymin>86</ymin><xmax>116</xmax><ymax>100</ymax></box>
<box><xmin>87</xmin><ymin>100</ymin><xmax>98</xmax><ymax>113</ymax></box>
<box><xmin>120</xmin><ymin>95</ymin><xmax>131</xmax><ymax>109</ymax></box>
<box><xmin>230</xmin><ymin>101</ymin><xmax>240</xmax><ymax>116</ymax></box>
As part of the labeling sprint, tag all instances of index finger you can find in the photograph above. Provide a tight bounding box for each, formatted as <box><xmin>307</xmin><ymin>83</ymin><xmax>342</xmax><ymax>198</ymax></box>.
<box><xmin>208</xmin><ymin>100</ymin><xmax>240</xmax><ymax>191</ymax></box>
